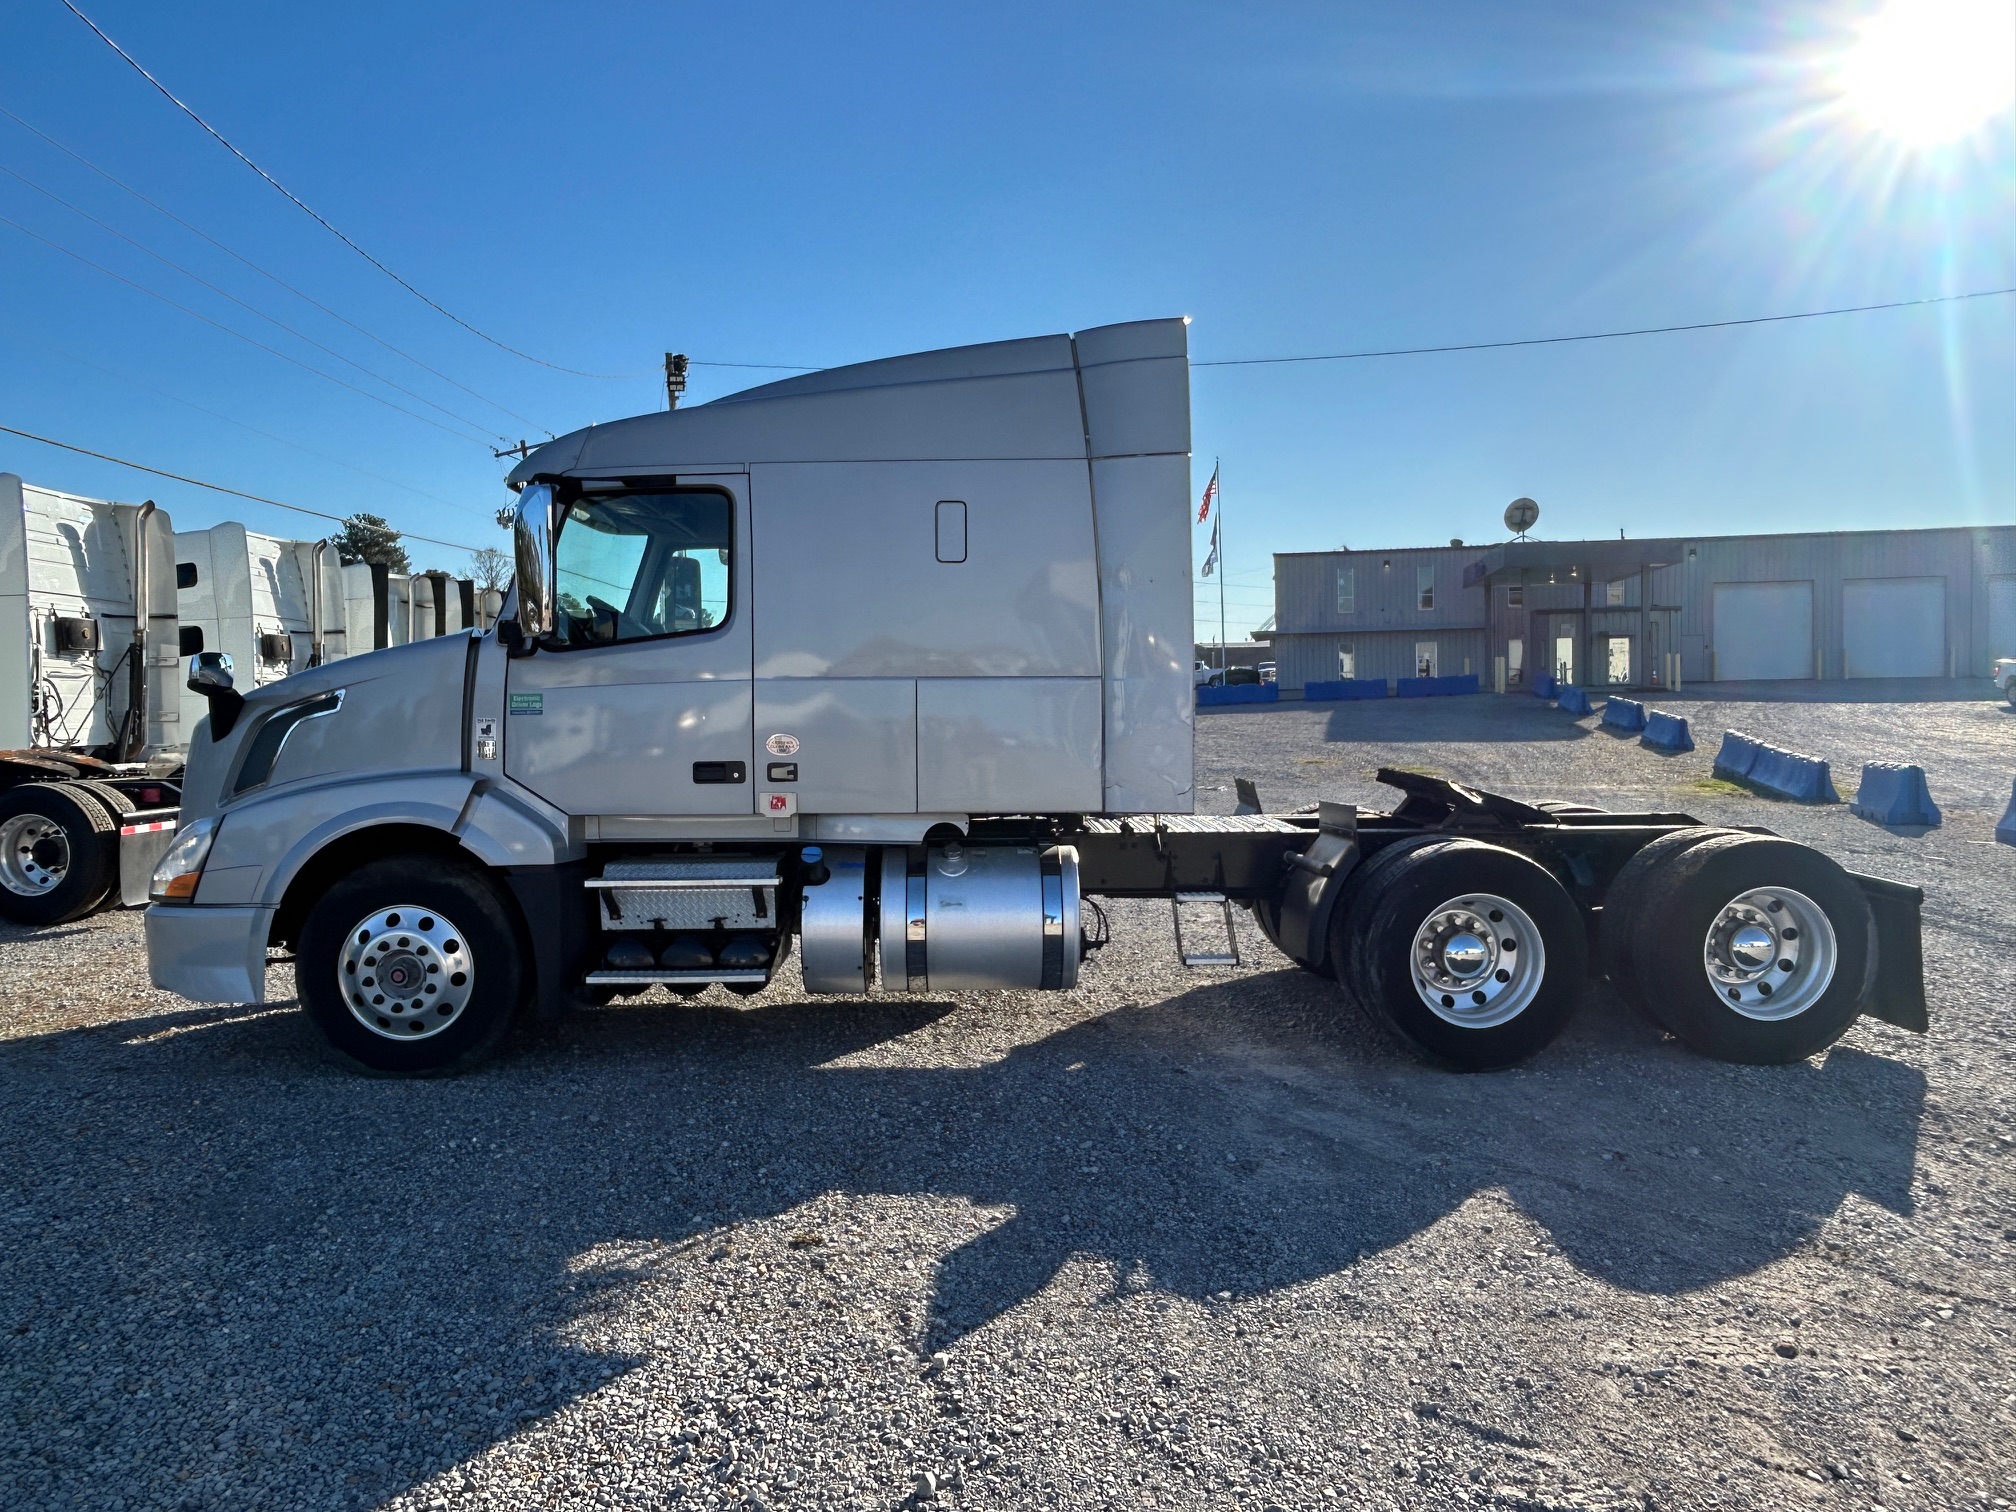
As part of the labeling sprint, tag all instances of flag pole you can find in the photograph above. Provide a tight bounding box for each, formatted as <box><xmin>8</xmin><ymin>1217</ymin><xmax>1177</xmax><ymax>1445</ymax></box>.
<box><xmin>1217</xmin><ymin>459</ymin><xmax>1228</xmax><ymax>674</ymax></box>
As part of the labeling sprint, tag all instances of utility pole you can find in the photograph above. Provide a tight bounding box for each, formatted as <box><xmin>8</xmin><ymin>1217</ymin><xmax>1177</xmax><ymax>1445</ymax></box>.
<box><xmin>664</xmin><ymin>353</ymin><xmax>689</xmax><ymax>410</ymax></box>
<box><xmin>492</xmin><ymin>440</ymin><xmax>536</xmax><ymax>462</ymax></box>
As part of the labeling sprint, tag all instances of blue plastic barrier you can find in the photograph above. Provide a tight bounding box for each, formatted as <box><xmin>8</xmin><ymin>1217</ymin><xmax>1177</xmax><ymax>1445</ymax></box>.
<box><xmin>1850</xmin><ymin>763</ymin><xmax>1941</xmax><ymax>827</ymax></box>
<box><xmin>1197</xmin><ymin>682</ymin><xmax>1279</xmax><ymax>708</ymax></box>
<box><xmin>1998</xmin><ymin>779</ymin><xmax>2016</xmax><ymax>846</ymax></box>
<box><xmin>1556</xmin><ymin>685</ymin><xmax>1594</xmax><ymax>716</ymax></box>
<box><xmin>1302</xmin><ymin>678</ymin><xmax>1388</xmax><ymax>702</ymax></box>
<box><xmin>1713</xmin><ymin>730</ymin><xmax>1763</xmax><ymax>780</ymax></box>
<box><xmin>1532</xmin><ymin>674</ymin><xmax>1558</xmax><ymax>700</ymax></box>
<box><xmin>1711</xmin><ymin>728</ymin><xmax>1840</xmax><ymax>803</ymax></box>
<box><xmin>1601</xmin><ymin>696</ymin><xmax>1647</xmax><ymax>733</ymax></box>
<box><xmin>1640</xmin><ymin>710</ymin><xmax>1696</xmax><ymax>753</ymax></box>
<box><xmin>1396</xmin><ymin>673</ymin><xmax>1481</xmax><ymax>699</ymax></box>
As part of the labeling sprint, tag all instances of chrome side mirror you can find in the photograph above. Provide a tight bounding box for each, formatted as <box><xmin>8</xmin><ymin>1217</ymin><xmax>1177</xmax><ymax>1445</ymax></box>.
<box><xmin>506</xmin><ymin>482</ymin><xmax>557</xmax><ymax>655</ymax></box>
<box><xmin>187</xmin><ymin>649</ymin><xmax>235</xmax><ymax>693</ymax></box>
<box><xmin>187</xmin><ymin>650</ymin><xmax>245</xmax><ymax>739</ymax></box>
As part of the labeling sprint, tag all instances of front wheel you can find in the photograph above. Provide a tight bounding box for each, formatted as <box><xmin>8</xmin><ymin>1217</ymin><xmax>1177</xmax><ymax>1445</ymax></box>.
<box><xmin>1331</xmin><ymin>838</ymin><xmax>1588</xmax><ymax>1070</ymax></box>
<box><xmin>297</xmin><ymin>855</ymin><xmax>527</xmax><ymax>1075</ymax></box>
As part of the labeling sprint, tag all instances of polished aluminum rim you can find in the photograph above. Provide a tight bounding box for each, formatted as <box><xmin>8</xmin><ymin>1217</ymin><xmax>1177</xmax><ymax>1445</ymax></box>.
<box><xmin>1409</xmin><ymin>891</ymin><xmax>1546</xmax><ymax>1029</ymax></box>
<box><xmin>1702</xmin><ymin>886</ymin><xmax>1836</xmax><ymax>1022</ymax></box>
<box><xmin>339</xmin><ymin>905</ymin><xmax>474</xmax><ymax>1041</ymax></box>
<box><xmin>0</xmin><ymin>813</ymin><xmax>67</xmax><ymax>897</ymax></box>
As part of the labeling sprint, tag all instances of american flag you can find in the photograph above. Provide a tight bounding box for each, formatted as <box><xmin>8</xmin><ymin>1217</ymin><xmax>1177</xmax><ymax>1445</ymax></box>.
<box><xmin>1197</xmin><ymin>463</ymin><xmax>1219</xmax><ymax>523</ymax></box>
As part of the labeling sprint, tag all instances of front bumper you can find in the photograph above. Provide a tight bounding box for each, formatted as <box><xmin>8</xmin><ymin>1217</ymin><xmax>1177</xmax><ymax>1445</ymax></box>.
<box><xmin>145</xmin><ymin>904</ymin><xmax>274</xmax><ymax>1005</ymax></box>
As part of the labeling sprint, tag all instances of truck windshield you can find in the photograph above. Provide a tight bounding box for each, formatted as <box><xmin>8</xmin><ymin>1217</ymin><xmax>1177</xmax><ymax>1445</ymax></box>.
<box><xmin>550</xmin><ymin>489</ymin><xmax>731</xmax><ymax>646</ymax></box>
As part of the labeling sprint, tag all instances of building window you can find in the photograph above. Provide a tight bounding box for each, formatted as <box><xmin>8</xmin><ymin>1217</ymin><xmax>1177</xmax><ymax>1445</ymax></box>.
<box><xmin>1506</xmin><ymin>637</ymin><xmax>1524</xmax><ymax>684</ymax></box>
<box><xmin>1415</xmin><ymin>641</ymin><xmax>1439</xmax><ymax>677</ymax></box>
<box><xmin>1336</xmin><ymin>566</ymin><xmax>1355</xmax><ymax>613</ymax></box>
<box><xmin>1417</xmin><ymin>565</ymin><xmax>1434</xmax><ymax>611</ymax></box>
<box><xmin>1605</xmin><ymin>579</ymin><xmax>1626</xmax><ymax>606</ymax></box>
<box><xmin>1338</xmin><ymin>643</ymin><xmax>1356</xmax><ymax>679</ymax></box>
<box><xmin>1507</xmin><ymin>583</ymin><xmax>1522</xmax><ymax>607</ymax></box>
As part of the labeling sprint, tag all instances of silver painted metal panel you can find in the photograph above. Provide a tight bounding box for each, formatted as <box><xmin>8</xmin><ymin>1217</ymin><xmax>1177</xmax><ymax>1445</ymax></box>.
<box><xmin>916</xmin><ymin>678</ymin><xmax>1102</xmax><ymax>813</ymax></box>
<box><xmin>145</xmin><ymin>903</ymin><xmax>273</xmax><ymax>1004</ymax></box>
<box><xmin>1090</xmin><ymin>453</ymin><xmax>1193</xmax><ymax>811</ymax></box>
<box><xmin>259</xmin><ymin>635</ymin><xmax>468</xmax><ymax>795</ymax></box>
<box><xmin>750</xmin><ymin>460</ymin><xmax>1099</xmax><ymax>679</ymax></box>
<box><xmin>505</xmin><ymin>478</ymin><xmax>754</xmax><ymax>817</ymax></box>
<box><xmin>753</xmin><ymin>678</ymin><xmax>916</xmax><ymax>814</ymax></box>
<box><xmin>1075</xmin><ymin>318</ymin><xmax>1191</xmax><ymax>460</ymax></box>
<box><xmin>1843</xmin><ymin>577</ymin><xmax>1945</xmax><ymax>678</ymax></box>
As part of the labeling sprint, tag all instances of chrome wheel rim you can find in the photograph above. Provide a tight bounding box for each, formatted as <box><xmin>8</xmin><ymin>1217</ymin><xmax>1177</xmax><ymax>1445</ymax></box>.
<box><xmin>1409</xmin><ymin>892</ymin><xmax>1546</xmax><ymax>1029</ymax></box>
<box><xmin>1702</xmin><ymin>886</ymin><xmax>1836</xmax><ymax>1022</ymax></box>
<box><xmin>339</xmin><ymin>905</ymin><xmax>474</xmax><ymax>1041</ymax></box>
<box><xmin>0</xmin><ymin>813</ymin><xmax>68</xmax><ymax>897</ymax></box>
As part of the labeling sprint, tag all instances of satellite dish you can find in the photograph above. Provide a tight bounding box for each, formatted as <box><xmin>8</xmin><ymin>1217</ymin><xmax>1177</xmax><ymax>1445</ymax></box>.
<box><xmin>1504</xmin><ymin>497</ymin><xmax>1539</xmax><ymax>538</ymax></box>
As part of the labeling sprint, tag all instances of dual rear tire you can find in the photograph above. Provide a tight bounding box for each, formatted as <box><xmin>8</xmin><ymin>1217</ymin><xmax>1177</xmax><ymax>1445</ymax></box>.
<box><xmin>1324</xmin><ymin>829</ymin><xmax>1875</xmax><ymax>1070</ymax></box>
<box><xmin>0</xmin><ymin>783</ymin><xmax>120</xmax><ymax>926</ymax></box>
<box><xmin>1328</xmin><ymin>838</ymin><xmax>1587</xmax><ymax>1071</ymax></box>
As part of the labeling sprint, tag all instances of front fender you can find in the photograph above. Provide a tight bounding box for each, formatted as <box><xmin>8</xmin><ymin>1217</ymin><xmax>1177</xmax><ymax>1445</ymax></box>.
<box><xmin>197</xmin><ymin>770</ymin><xmax>479</xmax><ymax>907</ymax></box>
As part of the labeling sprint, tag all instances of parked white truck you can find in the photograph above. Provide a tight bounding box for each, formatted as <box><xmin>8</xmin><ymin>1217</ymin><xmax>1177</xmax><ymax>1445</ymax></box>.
<box><xmin>0</xmin><ymin>474</ymin><xmax>484</xmax><ymax>926</ymax></box>
<box><xmin>144</xmin><ymin>320</ymin><xmax>1926</xmax><ymax>1075</ymax></box>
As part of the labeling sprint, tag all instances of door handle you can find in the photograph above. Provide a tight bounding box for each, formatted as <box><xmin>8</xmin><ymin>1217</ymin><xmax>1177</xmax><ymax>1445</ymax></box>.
<box><xmin>692</xmin><ymin>761</ymin><xmax>747</xmax><ymax>784</ymax></box>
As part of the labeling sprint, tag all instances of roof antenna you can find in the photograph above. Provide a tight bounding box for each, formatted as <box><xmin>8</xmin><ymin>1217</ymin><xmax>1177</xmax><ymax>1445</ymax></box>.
<box><xmin>664</xmin><ymin>352</ymin><xmax>689</xmax><ymax>410</ymax></box>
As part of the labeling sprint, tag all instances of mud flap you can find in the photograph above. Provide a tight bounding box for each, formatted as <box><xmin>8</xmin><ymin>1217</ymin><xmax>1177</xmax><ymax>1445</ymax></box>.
<box><xmin>504</xmin><ymin>859</ymin><xmax>594</xmax><ymax>1021</ymax></box>
<box><xmin>1850</xmin><ymin>871</ymin><xmax>1927</xmax><ymax>1033</ymax></box>
<box><xmin>1270</xmin><ymin>801</ymin><xmax>1359</xmax><ymax>969</ymax></box>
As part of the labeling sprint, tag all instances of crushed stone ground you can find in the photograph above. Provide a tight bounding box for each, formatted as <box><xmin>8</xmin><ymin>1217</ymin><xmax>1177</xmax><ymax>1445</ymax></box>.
<box><xmin>3</xmin><ymin>689</ymin><xmax>2013</xmax><ymax>1511</ymax></box>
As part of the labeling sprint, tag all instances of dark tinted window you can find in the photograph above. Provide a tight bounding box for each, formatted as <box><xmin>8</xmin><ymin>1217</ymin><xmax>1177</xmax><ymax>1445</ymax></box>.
<box><xmin>176</xmin><ymin>562</ymin><xmax>199</xmax><ymax>589</ymax></box>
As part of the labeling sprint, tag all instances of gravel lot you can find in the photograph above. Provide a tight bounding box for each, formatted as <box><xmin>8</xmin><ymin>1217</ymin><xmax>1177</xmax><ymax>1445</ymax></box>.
<box><xmin>4</xmin><ymin>687</ymin><xmax>2014</xmax><ymax>1512</ymax></box>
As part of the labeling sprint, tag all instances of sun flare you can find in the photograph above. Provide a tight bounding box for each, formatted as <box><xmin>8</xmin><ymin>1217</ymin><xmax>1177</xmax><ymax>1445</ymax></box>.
<box><xmin>1838</xmin><ymin>0</ymin><xmax>2016</xmax><ymax>145</ymax></box>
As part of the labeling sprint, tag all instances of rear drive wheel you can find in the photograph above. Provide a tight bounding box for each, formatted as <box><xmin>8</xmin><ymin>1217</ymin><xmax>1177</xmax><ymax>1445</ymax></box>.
<box><xmin>297</xmin><ymin>855</ymin><xmax>526</xmax><ymax>1075</ymax></box>
<box><xmin>1251</xmin><ymin>898</ymin><xmax>1333</xmax><ymax>978</ymax></box>
<box><xmin>1625</xmin><ymin>834</ymin><xmax>1873</xmax><ymax>1064</ymax></box>
<box><xmin>1331</xmin><ymin>838</ymin><xmax>1587</xmax><ymax>1070</ymax></box>
<box><xmin>1599</xmin><ymin>826</ymin><xmax>1744</xmax><ymax>1022</ymax></box>
<box><xmin>0</xmin><ymin>784</ymin><xmax>116</xmax><ymax>925</ymax></box>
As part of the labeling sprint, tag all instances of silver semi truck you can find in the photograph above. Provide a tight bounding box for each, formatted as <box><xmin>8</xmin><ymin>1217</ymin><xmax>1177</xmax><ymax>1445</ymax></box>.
<box><xmin>144</xmin><ymin>319</ymin><xmax>1926</xmax><ymax>1075</ymax></box>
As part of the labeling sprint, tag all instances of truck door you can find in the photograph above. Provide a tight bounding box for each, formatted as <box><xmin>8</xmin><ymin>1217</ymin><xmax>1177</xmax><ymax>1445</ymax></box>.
<box><xmin>503</xmin><ymin>479</ymin><xmax>754</xmax><ymax>816</ymax></box>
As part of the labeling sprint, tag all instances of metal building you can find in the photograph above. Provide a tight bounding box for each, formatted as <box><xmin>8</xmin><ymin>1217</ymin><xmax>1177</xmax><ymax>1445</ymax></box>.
<box><xmin>1270</xmin><ymin>523</ymin><xmax>2016</xmax><ymax>693</ymax></box>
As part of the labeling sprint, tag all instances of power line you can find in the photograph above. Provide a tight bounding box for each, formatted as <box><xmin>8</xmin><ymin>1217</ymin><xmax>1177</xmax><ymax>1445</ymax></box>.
<box><xmin>43</xmin><ymin>341</ymin><xmax>476</xmax><ymax>511</ymax></box>
<box><xmin>0</xmin><ymin>210</ymin><xmax>497</xmax><ymax>446</ymax></box>
<box><xmin>0</xmin><ymin>422</ymin><xmax>484</xmax><ymax>551</ymax></box>
<box><xmin>0</xmin><ymin>104</ymin><xmax>552</xmax><ymax>433</ymax></box>
<box><xmin>0</xmin><ymin>159</ymin><xmax>514</xmax><ymax>442</ymax></box>
<box><xmin>1191</xmin><ymin>287</ymin><xmax>2016</xmax><ymax>367</ymax></box>
<box><xmin>57</xmin><ymin>0</ymin><xmax>635</xmax><ymax>380</ymax></box>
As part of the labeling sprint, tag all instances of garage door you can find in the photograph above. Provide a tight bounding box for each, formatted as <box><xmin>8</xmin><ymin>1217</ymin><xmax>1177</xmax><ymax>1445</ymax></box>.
<box><xmin>1712</xmin><ymin>581</ymin><xmax>1813</xmax><ymax>681</ymax></box>
<box><xmin>1844</xmin><ymin>577</ymin><xmax>1945</xmax><ymax>678</ymax></box>
<box><xmin>1990</xmin><ymin>576</ymin><xmax>2016</xmax><ymax>661</ymax></box>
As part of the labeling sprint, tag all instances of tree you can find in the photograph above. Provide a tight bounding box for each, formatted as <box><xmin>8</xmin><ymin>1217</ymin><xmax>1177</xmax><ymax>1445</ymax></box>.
<box><xmin>470</xmin><ymin>545</ymin><xmax>512</xmax><ymax>594</ymax></box>
<box><xmin>331</xmin><ymin>513</ymin><xmax>410</xmax><ymax>575</ymax></box>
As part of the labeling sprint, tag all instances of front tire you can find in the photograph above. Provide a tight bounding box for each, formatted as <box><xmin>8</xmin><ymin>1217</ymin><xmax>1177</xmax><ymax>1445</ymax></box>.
<box><xmin>1623</xmin><ymin>834</ymin><xmax>1873</xmax><ymax>1064</ymax></box>
<box><xmin>1331</xmin><ymin>838</ymin><xmax>1588</xmax><ymax>1070</ymax></box>
<box><xmin>297</xmin><ymin>855</ymin><xmax>526</xmax><ymax>1075</ymax></box>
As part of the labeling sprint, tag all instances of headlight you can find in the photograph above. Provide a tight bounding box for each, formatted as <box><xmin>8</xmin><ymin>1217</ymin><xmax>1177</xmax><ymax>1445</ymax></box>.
<box><xmin>149</xmin><ymin>816</ymin><xmax>220</xmax><ymax>903</ymax></box>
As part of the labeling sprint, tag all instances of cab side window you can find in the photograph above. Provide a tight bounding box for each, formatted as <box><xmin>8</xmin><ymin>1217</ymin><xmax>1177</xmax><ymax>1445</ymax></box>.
<box><xmin>551</xmin><ymin>490</ymin><xmax>731</xmax><ymax>647</ymax></box>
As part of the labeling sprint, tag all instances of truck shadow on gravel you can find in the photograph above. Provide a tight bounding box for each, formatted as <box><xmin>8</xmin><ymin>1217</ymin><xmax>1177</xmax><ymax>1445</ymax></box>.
<box><xmin>0</xmin><ymin>982</ymin><xmax>1923</xmax><ymax>1507</ymax></box>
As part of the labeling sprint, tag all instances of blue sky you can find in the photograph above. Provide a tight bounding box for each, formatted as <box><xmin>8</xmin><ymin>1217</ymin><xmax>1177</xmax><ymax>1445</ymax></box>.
<box><xmin>1</xmin><ymin>1</ymin><xmax>2010</xmax><ymax>637</ymax></box>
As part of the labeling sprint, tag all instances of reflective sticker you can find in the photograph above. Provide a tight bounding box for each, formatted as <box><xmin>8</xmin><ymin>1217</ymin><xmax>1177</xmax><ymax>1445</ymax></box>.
<box><xmin>475</xmin><ymin>718</ymin><xmax>497</xmax><ymax>740</ymax></box>
<box><xmin>508</xmin><ymin>693</ymin><xmax>542</xmax><ymax>715</ymax></box>
<box><xmin>765</xmin><ymin>732</ymin><xmax>800</xmax><ymax>757</ymax></box>
<box><xmin>761</xmin><ymin>791</ymin><xmax>798</xmax><ymax>817</ymax></box>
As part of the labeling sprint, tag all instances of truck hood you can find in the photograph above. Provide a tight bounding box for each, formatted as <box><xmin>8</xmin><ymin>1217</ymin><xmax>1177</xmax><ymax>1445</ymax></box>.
<box><xmin>180</xmin><ymin>633</ymin><xmax>475</xmax><ymax>822</ymax></box>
